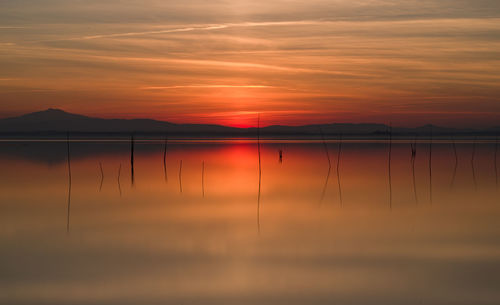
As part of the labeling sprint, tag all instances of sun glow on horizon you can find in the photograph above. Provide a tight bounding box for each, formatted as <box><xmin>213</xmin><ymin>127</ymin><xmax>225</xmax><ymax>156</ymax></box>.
<box><xmin>0</xmin><ymin>1</ymin><xmax>499</xmax><ymax>127</ymax></box>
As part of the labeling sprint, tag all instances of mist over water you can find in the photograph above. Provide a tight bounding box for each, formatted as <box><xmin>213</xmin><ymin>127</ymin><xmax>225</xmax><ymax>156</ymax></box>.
<box><xmin>0</xmin><ymin>139</ymin><xmax>499</xmax><ymax>305</ymax></box>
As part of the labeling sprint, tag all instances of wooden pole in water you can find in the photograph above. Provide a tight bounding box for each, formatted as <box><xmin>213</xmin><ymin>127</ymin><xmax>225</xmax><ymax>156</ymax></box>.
<box><xmin>258</xmin><ymin>114</ymin><xmax>262</xmax><ymax>180</ymax></box>
<box><xmin>336</xmin><ymin>132</ymin><xmax>343</xmax><ymax>207</ymax></box>
<box><xmin>471</xmin><ymin>136</ymin><xmax>477</xmax><ymax>191</ymax></box>
<box><xmin>319</xmin><ymin>127</ymin><xmax>331</xmax><ymax>204</ymax></box>
<box><xmin>429</xmin><ymin>126</ymin><xmax>433</xmax><ymax>204</ymax></box>
<box><xmin>450</xmin><ymin>135</ymin><xmax>458</xmax><ymax>189</ymax></box>
<box><xmin>495</xmin><ymin>134</ymin><xmax>498</xmax><ymax>188</ymax></box>
<box><xmin>257</xmin><ymin>113</ymin><xmax>262</xmax><ymax>234</ymax></box>
<box><xmin>452</xmin><ymin>136</ymin><xmax>459</xmax><ymax>165</ymax></box>
<box><xmin>202</xmin><ymin>161</ymin><xmax>205</xmax><ymax>198</ymax></box>
<box><xmin>130</xmin><ymin>134</ymin><xmax>135</xmax><ymax>187</ymax></box>
<box><xmin>411</xmin><ymin>135</ymin><xmax>418</xmax><ymax>204</ymax></box>
<box><xmin>163</xmin><ymin>136</ymin><xmax>168</xmax><ymax>182</ymax></box>
<box><xmin>320</xmin><ymin>127</ymin><xmax>331</xmax><ymax>168</ymax></box>
<box><xmin>66</xmin><ymin>132</ymin><xmax>72</xmax><ymax>233</ymax></box>
<box><xmin>98</xmin><ymin>162</ymin><xmax>104</xmax><ymax>192</ymax></box>
<box><xmin>388</xmin><ymin>124</ymin><xmax>392</xmax><ymax>209</ymax></box>
<box><xmin>179</xmin><ymin>160</ymin><xmax>183</xmax><ymax>193</ymax></box>
<box><xmin>117</xmin><ymin>164</ymin><xmax>122</xmax><ymax>197</ymax></box>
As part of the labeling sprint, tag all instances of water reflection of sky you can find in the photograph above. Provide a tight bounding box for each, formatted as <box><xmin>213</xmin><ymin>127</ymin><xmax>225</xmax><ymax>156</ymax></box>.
<box><xmin>0</xmin><ymin>140</ymin><xmax>499</xmax><ymax>304</ymax></box>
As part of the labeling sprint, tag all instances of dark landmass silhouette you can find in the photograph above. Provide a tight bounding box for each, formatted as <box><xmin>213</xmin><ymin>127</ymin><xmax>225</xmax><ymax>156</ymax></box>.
<box><xmin>0</xmin><ymin>108</ymin><xmax>498</xmax><ymax>137</ymax></box>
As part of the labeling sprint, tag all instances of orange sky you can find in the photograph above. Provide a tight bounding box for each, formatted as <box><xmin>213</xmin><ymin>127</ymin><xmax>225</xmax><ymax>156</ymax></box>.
<box><xmin>1</xmin><ymin>1</ymin><xmax>499</xmax><ymax>127</ymax></box>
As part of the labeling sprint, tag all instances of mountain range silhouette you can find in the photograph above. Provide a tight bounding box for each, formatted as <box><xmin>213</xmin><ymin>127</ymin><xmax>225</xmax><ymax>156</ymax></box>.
<box><xmin>0</xmin><ymin>108</ymin><xmax>498</xmax><ymax>136</ymax></box>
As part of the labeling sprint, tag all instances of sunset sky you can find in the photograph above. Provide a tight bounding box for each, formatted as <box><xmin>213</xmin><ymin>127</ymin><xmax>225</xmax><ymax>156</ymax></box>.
<box><xmin>1</xmin><ymin>0</ymin><xmax>499</xmax><ymax>127</ymax></box>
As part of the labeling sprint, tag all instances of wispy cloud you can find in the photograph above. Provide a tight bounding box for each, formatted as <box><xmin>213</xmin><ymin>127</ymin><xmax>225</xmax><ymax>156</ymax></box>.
<box><xmin>39</xmin><ymin>18</ymin><xmax>499</xmax><ymax>43</ymax></box>
<box><xmin>141</xmin><ymin>85</ymin><xmax>276</xmax><ymax>90</ymax></box>
<box><xmin>65</xmin><ymin>25</ymin><xmax>228</xmax><ymax>41</ymax></box>
<box><xmin>103</xmin><ymin>56</ymin><xmax>365</xmax><ymax>77</ymax></box>
<box><xmin>46</xmin><ymin>20</ymin><xmax>329</xmax><ymax>42</ymax></box>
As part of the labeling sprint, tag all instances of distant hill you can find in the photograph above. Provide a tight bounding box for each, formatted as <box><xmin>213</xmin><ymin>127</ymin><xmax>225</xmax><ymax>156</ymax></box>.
<box><xmin>0</xmin><ymin>109</ymin><xmax>497</xmax><ymax>136</ymax></box>
<box><xmin>0</xmin><ymin>108</ymin><xmax>231</xmax><ymax>134</ymax></box>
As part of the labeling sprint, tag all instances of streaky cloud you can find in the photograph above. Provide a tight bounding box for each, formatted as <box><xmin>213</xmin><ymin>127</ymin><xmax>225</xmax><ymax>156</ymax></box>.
<box><xmin>42</xmin><ymin>20</ymin><xmax>340</xmax><ymax>42</ymax></box>
<box><xmin>140</xmin><ymin>85</ymin><xmax>276</xmax><ymax>90</ymax></box>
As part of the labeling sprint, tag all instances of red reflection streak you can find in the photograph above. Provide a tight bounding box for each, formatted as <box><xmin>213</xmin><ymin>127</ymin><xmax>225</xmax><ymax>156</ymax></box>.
<box><xmin>0</xmin><ymin>142</ymin><xmax>497</xmax><ymax>207</ymax></box>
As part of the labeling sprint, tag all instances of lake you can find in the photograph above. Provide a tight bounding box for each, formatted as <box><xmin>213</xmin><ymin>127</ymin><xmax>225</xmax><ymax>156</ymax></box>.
<box><xmin>0</xmin><ymin>138</ymin><xmax>499</xmax><ymax>304</ymax></box>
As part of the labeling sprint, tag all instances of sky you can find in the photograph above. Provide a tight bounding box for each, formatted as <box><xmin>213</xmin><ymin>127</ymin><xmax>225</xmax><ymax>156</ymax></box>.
<box><xmin>0</xmin><ymin>0</ymin><xmax>499</xmax><ymax>127</ymax></box>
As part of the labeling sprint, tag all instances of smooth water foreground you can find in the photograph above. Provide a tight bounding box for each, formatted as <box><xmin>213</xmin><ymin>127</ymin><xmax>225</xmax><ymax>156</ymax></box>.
<box><xmin>0</xmin><ymin>139</ymin><xmax>499</xmax><ymax>305</ymax></box>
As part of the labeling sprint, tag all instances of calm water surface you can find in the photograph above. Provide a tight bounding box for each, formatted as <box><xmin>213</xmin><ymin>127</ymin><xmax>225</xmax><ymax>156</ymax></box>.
<box><xmin>0</xmin><ymin>139</ymin><xmax>499</xmax><ymax>304</ymax></box>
